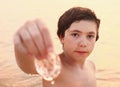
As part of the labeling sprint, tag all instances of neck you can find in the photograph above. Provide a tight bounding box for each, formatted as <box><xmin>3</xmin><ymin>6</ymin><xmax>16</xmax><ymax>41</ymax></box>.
<box><xmin>59</xmin><ymin>52</ymin><xmax>86</xmax><ymax>69</ymax></box>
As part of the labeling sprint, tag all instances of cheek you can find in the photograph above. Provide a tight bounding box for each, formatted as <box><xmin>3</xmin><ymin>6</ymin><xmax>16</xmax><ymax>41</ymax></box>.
<box><xmin>63</xmin><ymin>43</ymin><xmax>75</xmax><ymax>56</ymax></box>
<box><xmin>63</xmin><ymin>38</ymin><xmax>76</xmax><ymax>50</ymax></box>
<box><xmin>88</xmin><ymin>42</ymin><xmax>95</xmax><ymax>51</ymax></box>
<box><xmin>64</xmin><ymin>37</ymin><xmax>77</xmax><ymax>45</ymax></box>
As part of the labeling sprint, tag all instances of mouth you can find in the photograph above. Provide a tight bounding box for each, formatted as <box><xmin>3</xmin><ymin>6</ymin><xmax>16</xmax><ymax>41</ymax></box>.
<box><xmin>74</xmin><ymin>51</ymin><xmax>88</xmax><ymax>54</ymax></box>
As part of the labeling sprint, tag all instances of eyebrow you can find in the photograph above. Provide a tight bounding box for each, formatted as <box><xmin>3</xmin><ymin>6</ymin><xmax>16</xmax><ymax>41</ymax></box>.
<box><xmin>68</xmin><ymin>30</ymin><xmax>96</xmax><ymax>34</ymax></box>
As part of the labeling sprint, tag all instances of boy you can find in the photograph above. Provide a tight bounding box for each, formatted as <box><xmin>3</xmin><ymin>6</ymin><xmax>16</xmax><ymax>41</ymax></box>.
<box><xmin>14</xmin><ymin>7</ymin><xmax>100</xmax><ymax>87</ymax></box>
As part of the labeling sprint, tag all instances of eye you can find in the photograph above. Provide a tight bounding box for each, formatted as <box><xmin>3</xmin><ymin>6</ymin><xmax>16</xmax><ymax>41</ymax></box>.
<box><xmin>87</xmin><ymin>35</ymin><xmax>95</xmax><ymax>39</ymax></box>
<box><xmin>71</xmin><ymin>33</ymin><xmax>79</xmax><ymax>38</ymax></box>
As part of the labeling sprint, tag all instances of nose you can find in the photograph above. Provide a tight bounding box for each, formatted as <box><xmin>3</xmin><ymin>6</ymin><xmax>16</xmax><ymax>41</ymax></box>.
<box><xmin>78</xmin><ymin>37</ymin><xmax>87</xmax><ymax>47</ymax></box>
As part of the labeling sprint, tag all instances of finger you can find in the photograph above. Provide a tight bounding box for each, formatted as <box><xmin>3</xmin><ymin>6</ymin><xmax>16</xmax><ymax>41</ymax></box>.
<box><xmin>18</xmin><ymin>25</ymin><xmax>39</xmax><ymax>56</ymax></box>
<box><xmin>14</xmin><ymin>33</ymin><xmax>28</xmax><ymax>54</ymax></box>
<box><xmin>35</xmin><ymin>19</ymin><xmax>55</xmax><ymax>53</ymax></box>
<box><xmin>27</xmin><ymin>21</ymin><xmax>46</xmax><ymax>56</ymax></box>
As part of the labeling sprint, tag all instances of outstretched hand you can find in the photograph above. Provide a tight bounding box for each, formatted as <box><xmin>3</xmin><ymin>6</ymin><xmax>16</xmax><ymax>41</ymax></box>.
<box><xmin>14</xmin><ymin>19</ymin><xmax>55</xmax><ymax>60</ymax></box>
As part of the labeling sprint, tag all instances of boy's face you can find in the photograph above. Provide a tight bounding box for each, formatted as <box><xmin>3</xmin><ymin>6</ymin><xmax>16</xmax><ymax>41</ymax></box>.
<box><xmin>60</xmin><ymin>20</ymin><xmax>97</xmax><ymax>62</ymax></box>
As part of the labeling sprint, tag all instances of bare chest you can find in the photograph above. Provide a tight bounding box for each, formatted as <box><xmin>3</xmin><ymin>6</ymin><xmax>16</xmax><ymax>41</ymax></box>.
<box><xmin>43</xmin><ymin>71</ymin><xmax>96</xmax><ymax>87</ymax></box>
<box><xmin>61</xmin><ymin>72</ymin><xmax>96</xmax><ymax>87</ymax></box>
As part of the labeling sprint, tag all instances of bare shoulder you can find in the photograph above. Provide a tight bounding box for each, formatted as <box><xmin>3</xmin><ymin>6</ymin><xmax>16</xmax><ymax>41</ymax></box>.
<box><xmin>86</xmin><ymin>60</ymin><xmax>96</xmax><ymax>73</ymax></box>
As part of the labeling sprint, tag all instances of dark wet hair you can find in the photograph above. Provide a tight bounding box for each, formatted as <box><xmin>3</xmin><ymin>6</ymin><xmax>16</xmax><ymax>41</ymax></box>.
<box><xmin>57</xmin><ymin>7</ymin><xmax>100</xmax><ymax>41</ymax></box>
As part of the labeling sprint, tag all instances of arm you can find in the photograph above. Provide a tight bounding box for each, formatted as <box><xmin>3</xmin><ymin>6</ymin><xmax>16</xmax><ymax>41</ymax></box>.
<box><xmin>14</xmin><ymin>19</ymin><xmax>55</xmax><ymax>74</ymax></box>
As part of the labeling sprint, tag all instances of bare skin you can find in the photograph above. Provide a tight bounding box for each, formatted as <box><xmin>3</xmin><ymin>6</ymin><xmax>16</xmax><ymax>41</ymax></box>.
<box><xmin>14</xmin><ymin>19</ymin><xmax>55</xmax><ymax>74</ymax></box>
<box><xmin>14</xmin><ymin>19</ymin><xmax>97</xmax><ymax>87</ymax></box>
<box><xmin>43</xmin><ymin>54</ymin><xmax>96</xmax><ymax>87</ymax></box>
